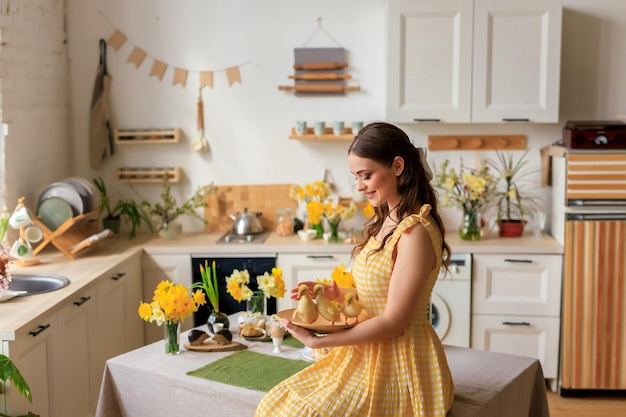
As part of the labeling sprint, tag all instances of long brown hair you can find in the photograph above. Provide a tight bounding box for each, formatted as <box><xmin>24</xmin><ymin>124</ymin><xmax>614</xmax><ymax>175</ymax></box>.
<box><xmin>349</xmin><ymin>122</ymin><xmax>451</xmax><ymax>268</ymax></box>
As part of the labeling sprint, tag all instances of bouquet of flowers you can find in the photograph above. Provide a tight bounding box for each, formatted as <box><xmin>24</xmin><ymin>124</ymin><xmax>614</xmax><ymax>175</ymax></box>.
<box><xmin>0</xmin><ymin>247</ymin><xmax>11</xmax><ymax>291</ymax></box>
<box><xmin>138</xmin><ymin>280</ymin><xmax>206</xmax><ymax>353</ymax></box>
<box><xmin>289</xmin><ymin>180</ymin><xmax>331</xmax><ymax>227</ymax></box>
<box><xmin>226</xmin><ymin>267</ymin><xmax>286</xmax><ymax>314</ymax></box>
<box><xmin>331</xmin><ymin>264</ymin><xmax>355</xmax><ymax>289</ymax></box>
<box><xmin>433</xmin><ymin>159</ymin><xmax>498</xmax><ymax>240</ymax></box>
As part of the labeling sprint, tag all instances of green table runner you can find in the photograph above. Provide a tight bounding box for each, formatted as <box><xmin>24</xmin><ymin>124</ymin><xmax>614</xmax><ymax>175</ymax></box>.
<box><xmin>187</xmin><ymin>350</ymin><xmax>312</xmax><ymax>392</ymax></box>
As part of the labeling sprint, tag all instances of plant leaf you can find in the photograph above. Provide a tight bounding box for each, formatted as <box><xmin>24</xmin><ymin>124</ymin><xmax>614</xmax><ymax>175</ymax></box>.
<box><xmin>0</xmin><ymin>354</ymin><xmax>32</xmax><ymax>403</ymax></box>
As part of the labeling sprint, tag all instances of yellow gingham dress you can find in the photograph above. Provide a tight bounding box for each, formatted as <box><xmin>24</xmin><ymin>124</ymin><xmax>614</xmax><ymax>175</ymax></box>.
<box><xmin>256</xmin><ymin>204</ymin><xmax>454</xmax><ymax>416</ymax></box>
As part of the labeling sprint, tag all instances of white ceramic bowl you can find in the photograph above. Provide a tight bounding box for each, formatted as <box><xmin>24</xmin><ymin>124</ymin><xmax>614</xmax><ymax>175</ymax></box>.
<box><xmin>297</xmin><ymin>229</ymin><xmax>317</xmax><ymax>241</ymax></box>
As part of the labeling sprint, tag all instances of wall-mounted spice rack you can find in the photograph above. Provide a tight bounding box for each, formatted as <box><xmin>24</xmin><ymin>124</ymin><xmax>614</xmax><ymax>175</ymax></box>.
<box><xmin>115</xmin><ymin>167</ymin><xmax>182</xmax><ymax>183</ymax></box>
<box><xmin>114</xmin><ymin>128</ymin><xmax>181</xmax><ymax>144</ymax></box>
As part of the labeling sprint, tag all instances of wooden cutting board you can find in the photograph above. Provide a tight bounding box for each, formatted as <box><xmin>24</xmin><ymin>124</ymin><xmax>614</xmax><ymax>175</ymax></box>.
<box><xmin>184</xmin><ymin>341</ymin><xmax>247</xmax><ymax>352</ymax></box>
<box><xmin>203</xmin><ymin>184</ymin><xmax>298</xmax><ymax>233</ymax></box>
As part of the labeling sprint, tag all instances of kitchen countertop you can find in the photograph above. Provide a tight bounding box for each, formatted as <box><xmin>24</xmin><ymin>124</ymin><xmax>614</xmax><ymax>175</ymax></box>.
<box><xmin>1</xmin><ymin>230</ymin><xmax>562</xmax><ymax>340</ymax></box>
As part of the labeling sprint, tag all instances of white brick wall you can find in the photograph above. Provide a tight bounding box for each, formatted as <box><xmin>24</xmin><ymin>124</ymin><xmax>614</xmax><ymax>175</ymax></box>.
<box><xmin>0</xmin><ymin>0</ymin><xmax>69</xmax><ymax>239</ymax></box>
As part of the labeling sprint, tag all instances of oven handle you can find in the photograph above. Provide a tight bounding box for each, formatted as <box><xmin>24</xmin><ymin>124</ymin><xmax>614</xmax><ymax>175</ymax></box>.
<box><xmin>567</xmin><ymin>213</ymin><xmax>626</xmax><ymax>221</ymax></box>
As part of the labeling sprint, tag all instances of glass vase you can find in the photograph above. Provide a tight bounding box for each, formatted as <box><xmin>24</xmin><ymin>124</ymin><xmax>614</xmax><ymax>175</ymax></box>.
<box><xmin>327</xmin><ymin>219</ymin><xmax>342</xmax><ymax>243</ymax></box>
<box><xmin>164</xmin><ymin>321</ymin><xmax>181</xmax><ymax>355</ymax></box>
<box><xmin>310</xmin><ymin>222</ymin><xmax>324</xmax><ymax>239</ymax></box>
<box><xmin>459</xmin><ymin>207</ymin><xmax>482</xmax><ymax>241</ymax></box>
<box><xmin>247</xmin><ymin>291</ymin><xmax>266</xmax><ymax>315</ymax></box>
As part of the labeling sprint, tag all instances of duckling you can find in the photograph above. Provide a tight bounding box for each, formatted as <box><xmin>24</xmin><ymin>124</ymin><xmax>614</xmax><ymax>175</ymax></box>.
<box><xmin>340</xmin><ymin>293</ymin><xmax>364</xmax><ymax>325</ymax></box>
<box><xmin>313</xmin><ymin>284</ymin><xmax>341</xmax><ymax>325</ymax></box>
<box><xmin>293</xmin><ymin>284</ymin><xmax>318</xmax><ymax>324</ymax></box>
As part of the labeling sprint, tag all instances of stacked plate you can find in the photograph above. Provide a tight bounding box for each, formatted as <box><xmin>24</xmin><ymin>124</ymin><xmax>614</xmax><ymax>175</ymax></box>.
<box><xmin>37</xmin><ymin>177</ymin><xmax>101</xmax><ymax>231</ymax></box>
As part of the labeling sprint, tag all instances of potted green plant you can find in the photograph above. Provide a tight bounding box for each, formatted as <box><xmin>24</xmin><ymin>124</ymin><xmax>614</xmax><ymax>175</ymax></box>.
<box><xmin>140</xmin><ymin>177</ymin><xmax>214</xmax><ymax>239</ymax></box>
<box><xmin>191</xmin><ymin>260</ymin><xmax>229</xmax><ymax>334</ymax></box>
<box><xmin>0</xmin><ymin>354</ymin><xmax>37</xmax><ymax>417</ymax></box>
<box><xmin>92</xmin><ymin>177</ymin><xmax>154</xmax><ymax>239</ymax></box>
<box><xmin>488</xmin><ymin>150</ymin><xmax>538</xmax><ymax>237</ymax></box>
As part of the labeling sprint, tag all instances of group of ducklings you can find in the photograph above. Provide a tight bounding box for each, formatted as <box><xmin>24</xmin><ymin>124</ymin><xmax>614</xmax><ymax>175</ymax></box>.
<box><xmin>293</xmin><ymin>284</ymin><xmax>364</xmax><ymax>326</ymax></box>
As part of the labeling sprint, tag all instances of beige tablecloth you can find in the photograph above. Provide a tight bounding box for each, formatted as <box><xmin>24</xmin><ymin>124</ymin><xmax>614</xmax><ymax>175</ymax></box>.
<box><xmin>96</xmin><ymin>325</ymin><xmax>549</xmax><ymax>417</ymax></box>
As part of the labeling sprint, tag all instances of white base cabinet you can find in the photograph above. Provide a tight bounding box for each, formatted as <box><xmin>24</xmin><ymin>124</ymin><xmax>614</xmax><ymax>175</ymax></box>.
<box><xmin>1</xmin><ymin>254</ymin><xmax>144</xmax><ymax>417</ymax></box>
<box><xmin>387</xmin><ymin>0</ymin><xmax>562</xmax><ymax>123</ymax></box>
<box><xmin>276</xmin><ymin>252</ymin><xmax>352</xmax><ymax>312</ymax></box>
<box><xmin>471</xmin><ymin>253</ymin><xmax>562</xmax><ymax>388</ymax></box>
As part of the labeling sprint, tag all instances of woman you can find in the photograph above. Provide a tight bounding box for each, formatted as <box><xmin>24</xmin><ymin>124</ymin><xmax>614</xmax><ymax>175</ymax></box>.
<box><xmin>256</xmin><ymin>122</ymin><xmax>454</xmax><ymax>416</ymax></box>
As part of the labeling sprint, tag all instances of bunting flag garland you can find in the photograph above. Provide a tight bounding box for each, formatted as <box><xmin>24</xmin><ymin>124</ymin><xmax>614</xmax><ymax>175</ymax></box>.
<box><xmin>104</xmin><ymin>27</ymin><xmax>249</xmax><ymax>89</ymax></box>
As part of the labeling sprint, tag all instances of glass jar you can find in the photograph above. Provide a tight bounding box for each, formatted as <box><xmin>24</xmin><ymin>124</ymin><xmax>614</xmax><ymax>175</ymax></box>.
<box><xmin>275</xmin><ymin>208</ymin><xmax>294</xmax><ymax>236</ymax></box>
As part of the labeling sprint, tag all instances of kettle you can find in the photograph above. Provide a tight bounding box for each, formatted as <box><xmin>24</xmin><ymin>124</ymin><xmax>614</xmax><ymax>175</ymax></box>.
<box><xmin>229</xmin><ymin>208</ymin><xmax>264</xmax><ymax>235</ymax></box>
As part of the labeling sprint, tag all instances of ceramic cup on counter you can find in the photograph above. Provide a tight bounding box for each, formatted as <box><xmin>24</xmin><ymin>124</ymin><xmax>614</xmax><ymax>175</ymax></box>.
<box><xmin>313</xmin><ymin>120</ymin><xmax>326</xmax><ymax>136</ymax></box>
<box><xmin>25</xmin><ymin>225</ymin><xmax>43</xmax><ymax>243</ymax></box>
<box><xmin>295</xmin><ymin>120</ymin><xmax>307</xmax><ymax>135</ymax></box>
<box><xmin>333</xmin><ymin>120</ymin><xmax>345</xmax><ymax>135</ymax></box>
<box><xmin>9</xmin><ymin>205</ymin><xmax>33</xmax><ymax>229</ymax></box>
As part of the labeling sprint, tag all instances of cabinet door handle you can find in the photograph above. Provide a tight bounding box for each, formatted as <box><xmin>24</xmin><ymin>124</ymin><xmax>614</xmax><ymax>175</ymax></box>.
<box><xmin>73</xmin><ymin>296</ymin><xmax>92</xmax><ymax>306</ymax></box>
<box><xmin>112</xmin><ymin>272</ymin><xmax>126</xmax><ymax>281</ymax></box>
<box><xmin>502</xmin><ymin>321</ymin><xmax>531</xmax><ymax>326</ymax></box>
<box><xmin>306</xmin><ymin>255</ymin><xmax>335</xmax><ymax>260</ymax></box>
<box><xmin>504</xmin><ymin>258</ymin><xmax>532</xmax><ymax>263</ymax></box>
<box><xmin>413</xmin><ymin>118</ymin><xmax>440</xmax><ymax>122</ymax></box>
<box><xmin>502</xmin><ymin>118</ymin><xmax>530</xmax><ymax>122</ymax></box>
<box><xmin>29</xmin><ymin>324</ymin><xmax>51</xmax><ymax>337</ymax></box>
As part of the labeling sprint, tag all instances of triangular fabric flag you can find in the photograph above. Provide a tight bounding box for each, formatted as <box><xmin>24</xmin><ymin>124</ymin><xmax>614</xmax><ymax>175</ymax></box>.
<box><xmin>173</xmin><ymin>68</ymin><xmax>188</xmax><ymax>87</ymax></box>
<box><xmin>200</xmin><ymin>71</ymin><xmax>214</xmax><ymax>89</ymax></box>
<box><xmin>226</xmin><ymin>66</ymin><xmax>241</xmax><ymax>86</ymax></box>
<box><xmin>127</xmin><ymin>47</ymin><xmax>146</xmax><ymax>68</ymax></box>
<box><xmin>150</xmin><ymin>60</ymin><xmax>167</xmax><ymax>81</ymax></box>
<box><xmin>107</xmin><ymin>30</ymin><xmax>126</xmax><ymax>52</ymax></box>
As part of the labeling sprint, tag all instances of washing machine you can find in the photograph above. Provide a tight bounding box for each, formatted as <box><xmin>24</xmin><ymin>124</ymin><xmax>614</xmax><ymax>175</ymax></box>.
<box><xmin>431</xmin><ymin>253</ymin><xmax>472</xmax><ymax>347</ymax></box>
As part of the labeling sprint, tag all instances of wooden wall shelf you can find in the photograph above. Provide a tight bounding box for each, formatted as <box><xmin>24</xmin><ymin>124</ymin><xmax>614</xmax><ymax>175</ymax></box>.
<box><xmin>114</xmin><ymin>128</ymin><xmax>181</xmax><ymax>144</ymax></box>
<box><xmin>289</xmin><ymin>127</ymin><xmax>355</xmax><ymax>141</ymax></box>
<box><xmin>428</xmin><ymin>135</ymin><xmax>527</xmax><ymax>151</ymax></box>
<box><xmin>115</xmin><ymin>167</ymin><xmax>182</xmax><ymax>183</ymax></box>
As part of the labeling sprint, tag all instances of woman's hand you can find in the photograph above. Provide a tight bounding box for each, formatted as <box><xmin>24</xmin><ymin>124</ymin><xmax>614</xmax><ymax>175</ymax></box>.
<box><xmin>279</xmin><ymin>318</ymin><xmax>322</xmax><ymax>348</ymax></box>
<box><xmin>290</xmin><ymin>280</ymin><xmax>342</xmax><ymax>302</ymax></box>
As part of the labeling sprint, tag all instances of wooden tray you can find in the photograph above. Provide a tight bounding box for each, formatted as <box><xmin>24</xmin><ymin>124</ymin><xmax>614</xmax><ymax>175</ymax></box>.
<box><xmin>277</xmin><ymin>308</ymin><xmax>369</xmax><ymax>334</ymax></box>
<box><xmin>184</xmin><ymin>341</ymin><xmax>248</xmax><ymax>352</ymax></box>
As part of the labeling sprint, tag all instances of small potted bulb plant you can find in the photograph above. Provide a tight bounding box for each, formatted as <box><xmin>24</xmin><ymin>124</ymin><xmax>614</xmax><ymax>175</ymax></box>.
<box><xmin>488</xmin><ymin>150</ymin><xmax>538</xmax><ymax>237</ymax></box>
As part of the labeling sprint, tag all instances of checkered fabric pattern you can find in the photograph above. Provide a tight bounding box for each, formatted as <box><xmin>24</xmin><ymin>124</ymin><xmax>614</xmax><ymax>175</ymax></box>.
<box><xmin>256</xmin><ymin>205</ymin><xmax>454</xmax><ymax>416</ymax></box>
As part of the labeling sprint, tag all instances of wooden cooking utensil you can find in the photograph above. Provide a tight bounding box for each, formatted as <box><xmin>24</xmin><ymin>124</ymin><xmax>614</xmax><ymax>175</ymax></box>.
<box><xmin>191</xmin><ymin>88</ymin><xmax>209</xmax><ymax>152</ymax></box>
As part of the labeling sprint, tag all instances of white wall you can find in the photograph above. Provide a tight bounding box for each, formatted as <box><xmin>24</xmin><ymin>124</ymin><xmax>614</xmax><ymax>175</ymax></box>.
<box><xmin>3</xmin><ymin>0</ymin><xmax>625</xmax><ymax>234</ymax></box>
<box><xmin>0</xmin><ymin>0</ymin><xmax>70</xmax><ymax>241</ymax></box>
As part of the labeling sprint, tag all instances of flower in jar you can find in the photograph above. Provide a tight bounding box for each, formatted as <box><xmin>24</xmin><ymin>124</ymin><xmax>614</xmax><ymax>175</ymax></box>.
<box><xmin>226</xmin><ymin>269</ymin><xmax>253</xmax><ymax>302</ymax></box>
<box><xmin>257</xmin><ymin>267</ymin><xmax>286</xmax><ymax>299</ymax></box>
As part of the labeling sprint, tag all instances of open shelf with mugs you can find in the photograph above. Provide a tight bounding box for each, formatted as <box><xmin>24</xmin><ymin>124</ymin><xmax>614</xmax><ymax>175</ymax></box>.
<box><xmin>289</xmin><ymin>126</ymin><xmax>355</xmax><ymax>141</ymax></box>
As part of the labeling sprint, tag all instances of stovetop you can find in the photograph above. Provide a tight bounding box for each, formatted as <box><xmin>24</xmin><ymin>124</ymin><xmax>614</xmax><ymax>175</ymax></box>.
<box><xmin>215</xmin><ymin>230</ymin><xmax>270</xmax><ymax>244</ymax></box>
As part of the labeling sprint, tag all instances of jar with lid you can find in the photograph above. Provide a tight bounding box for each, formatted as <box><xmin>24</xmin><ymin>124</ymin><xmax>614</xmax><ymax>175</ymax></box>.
<box><xmin>275</xmin><ymin>208</ymin><xmax>294</xmax><ymax>236</ymax></box>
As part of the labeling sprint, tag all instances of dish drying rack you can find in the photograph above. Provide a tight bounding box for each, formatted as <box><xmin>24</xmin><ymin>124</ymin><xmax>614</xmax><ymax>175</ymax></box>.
<box><xmin>32</xmin><ymin>210</ymin><xmax>109</xmax><ymax>259</ymax></box>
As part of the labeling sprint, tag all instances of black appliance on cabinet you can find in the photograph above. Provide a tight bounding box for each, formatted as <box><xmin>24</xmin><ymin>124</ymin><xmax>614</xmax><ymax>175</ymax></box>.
<box><xmin>191</xmin><ymin>255</ymin><xmax>277</xmax><ymax>327</ymax></box>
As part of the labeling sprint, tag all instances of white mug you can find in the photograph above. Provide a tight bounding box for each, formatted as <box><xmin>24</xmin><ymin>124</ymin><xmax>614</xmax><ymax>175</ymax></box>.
<box><xmin>295</xmin><ymin>120</ymin><xmax>307</xmax><ymax>135</ymax></box>
<box><xmin>10</xmin><ymin>237</ymin><xmax>32</xmax><ymax>259</ymax></box>
<box><xmin>352</xmin><ymin>121</ymin><xmax>364</xmax><ymax>135</ymax></box>
<box><xmin>333</xmin><ymin>120</ymin><xmax>345</xmax><ymax>135</ymax></box>
<box><xmin>25</xmin><ymin>225</ymin><xmax>43</xmax><ymax>243</ymax></box>
<box><xmin>313</xmin><ymin>120</ymin><xmax>326</xmax><ymax>136</ymax></box>
<box><xmin>9</xmin><ymin>206</ymin><xmax>33</xmax><ymax>229</ymax></box>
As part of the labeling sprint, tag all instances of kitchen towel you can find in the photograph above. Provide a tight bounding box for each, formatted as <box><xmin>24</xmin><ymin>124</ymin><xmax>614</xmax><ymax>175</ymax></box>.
<box><xmin>187</xmin><ymin>350</ymin><xmax>311</xmax><ymax>392</ymax></box>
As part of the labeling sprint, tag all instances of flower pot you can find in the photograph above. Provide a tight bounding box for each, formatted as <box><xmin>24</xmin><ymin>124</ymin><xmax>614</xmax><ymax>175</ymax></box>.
<box><xmin>207</xmin><ymin>311</ymin><xmax>230</xmax><ymax>335</ymax></box>
<box><xmin>103</xmin><ymin>217</ymin><xmax>121</xmax><ymax>234</ymax></box>
<box><xmin>498</xmin><ymin>220</ymin><xmax>525</xmax><ymax>237</ymax></box>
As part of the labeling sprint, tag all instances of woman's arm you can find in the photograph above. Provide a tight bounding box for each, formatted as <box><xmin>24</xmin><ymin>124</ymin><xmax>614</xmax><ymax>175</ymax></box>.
<box><xmin>282</xmin><ymin>223</ymin><xmax>436</xmax><ymax>348</ymax></box>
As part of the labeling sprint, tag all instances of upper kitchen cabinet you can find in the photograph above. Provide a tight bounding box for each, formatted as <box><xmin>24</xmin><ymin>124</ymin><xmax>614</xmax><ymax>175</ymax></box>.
<box><xmin>386</xmin><ymin>0</ymin><xmax>562</xmax><ymax>123</ymax></box>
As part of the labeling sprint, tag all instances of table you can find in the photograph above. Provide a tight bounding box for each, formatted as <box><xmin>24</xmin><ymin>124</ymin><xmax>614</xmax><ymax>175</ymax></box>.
<box><xmin>95</xmin><ymin>324</ymin><xmax>549</xmax><ymax>417</ymax></box>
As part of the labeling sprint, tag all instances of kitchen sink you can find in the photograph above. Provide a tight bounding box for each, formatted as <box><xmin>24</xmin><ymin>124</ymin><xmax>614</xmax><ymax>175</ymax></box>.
<box><xmin>8</xmin><ymin>273</ymin><xmax>70</xmax><ymax>296</ymax></box>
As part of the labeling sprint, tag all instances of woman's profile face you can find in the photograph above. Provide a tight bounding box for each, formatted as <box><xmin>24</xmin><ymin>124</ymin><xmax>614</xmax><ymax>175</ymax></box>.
<box><xmin>348</xmin><ymin>153</ymin><xmax>400</xmax><ymax>208</ymax></box>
